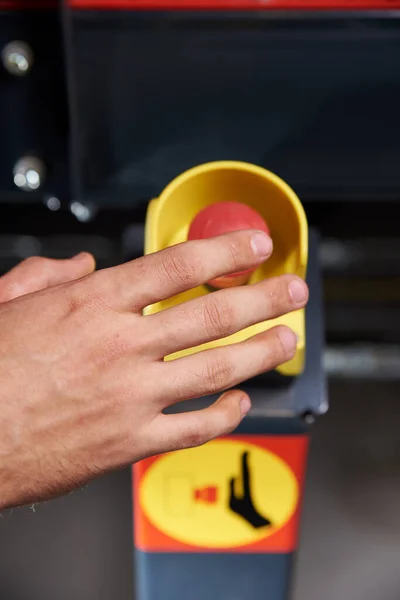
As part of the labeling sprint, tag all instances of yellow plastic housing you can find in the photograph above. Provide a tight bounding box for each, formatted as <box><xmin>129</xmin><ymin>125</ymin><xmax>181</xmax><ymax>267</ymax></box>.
<box><xmin>144</xmin><ymin>161</ymin><xmax>308</xmax><ymax>376</ymax></box>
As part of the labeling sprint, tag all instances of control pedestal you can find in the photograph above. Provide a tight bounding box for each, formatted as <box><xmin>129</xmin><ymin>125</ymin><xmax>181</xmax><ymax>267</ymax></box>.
<box><xmin>132</xmin><ymin>229</ymin><xmax>326</xmax><ymax>600</ymax></box>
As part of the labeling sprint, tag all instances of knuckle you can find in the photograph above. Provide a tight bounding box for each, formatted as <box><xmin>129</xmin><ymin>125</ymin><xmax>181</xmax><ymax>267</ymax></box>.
<box><xmin>68</xmin><ymin>271</ymin><xmax>109</xmax><ymax>307</ymax></box>
<box><xmin>159</xmin><ymin>246</ymin><xmax>202</xmax><ymax>287</ymax></box>
<box><xmin>266</xmin><ymin>275</ymin><xmax>290</xmax><ymax>306</ymax></box>
<box><xmin>205</xmin><ymin>355</ymin><xmax>233</xmax><ymax>393</ymax></box>
<box><xmin>262</xmin><ymin>275</ymin><xmax>300</xmax><ymax>314</ymax></box>
<box><xmin>24</xmin><ymin>255</ymin><xmax>46</xmax><ymax>268</ymax></box>
<box><xmin>25</xmin><ymin>256</ymin><xmax>58</xmax><ymax>280</ymax></box>
<box><xmin>65</xmin><ymin>285</ymin><xmax>88</xmax><ymax>313</ymax></box>
<box><xmin>181</xmin><ymin>419</ymin><xmax>208</xmax><ymax>449</ymax></box>
<box><xmin>130</xmin><ymin>256</ymin><xmax>146</xmax><ymax>280</ymax></box>
<box><xmin>64</xmin><ymin>278</ymin><xmax>100</xmax><ymax>314</ymax></box>
<box><xmin>24</xmin><ymin>256</ymin><xmax>55</xmax><ymax>277</ymax></box>
<box><xmin>225</xmin><ymin>239</ymin><xmax>242</xmax><ymax>272</ymax></box>
<box><xmin>202</xmin><ymin>296</ymin><xmax>235</xmax><ymax>339</ymax></box>
<box><xmin>266</xmin><ymin>285</ymin><xmax>280</xmax><ymax>313</ymax></box>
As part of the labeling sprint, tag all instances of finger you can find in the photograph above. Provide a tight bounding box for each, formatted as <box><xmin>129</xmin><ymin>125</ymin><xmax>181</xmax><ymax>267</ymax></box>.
<box><xmin>102</xmin><ymin>230</ymin><xmax>272</xmax><ymax>311</ymax></box>
<box><xmin>158</xmin><ymin>325</ymin><xmax>297</xmax><ymax>406</ymax></box>
<box><xmin>147</xmin><ymin>274</ymin><xmax>308</xmax><ymax>357</ymax></box>
<box><xmin>229</xmin><ymin>478</ymin><xmax>236</xmax><ymax>499</ymax></box>
<box><xmin>0</xmin><ymin>253</ymin><xmax>95</xmax><ymax>302</ymax></box>
<box><xmin>145</xmin><ymin>390</ymin><xmax>251</xmax><ymax>455</ymax></box>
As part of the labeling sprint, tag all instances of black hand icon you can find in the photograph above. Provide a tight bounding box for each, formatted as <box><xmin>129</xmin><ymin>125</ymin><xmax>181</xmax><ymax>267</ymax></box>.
<box><xmin>229</xmin><ymin>451</ymin><xmax>272</xmax><ymax>529</ymax></box>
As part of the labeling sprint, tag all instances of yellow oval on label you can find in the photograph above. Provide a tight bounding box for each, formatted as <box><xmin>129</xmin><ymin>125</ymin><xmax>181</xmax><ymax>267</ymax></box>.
<box><xmin>139</xmin><ymin>439</ymin><xmax>299</xmax><ymax>549</ymax></box>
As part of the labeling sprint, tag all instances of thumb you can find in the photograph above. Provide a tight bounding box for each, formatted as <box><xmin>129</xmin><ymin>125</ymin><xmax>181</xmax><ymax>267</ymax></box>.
<box><xmin>147</xmin><ymin>390</ymin><xmax>251</xmax><ymax>456</ymax></box>
<box><xmin>0</xmin><ymin>253</ymin><xmax>96</xmax><ymax>302</ymax></box>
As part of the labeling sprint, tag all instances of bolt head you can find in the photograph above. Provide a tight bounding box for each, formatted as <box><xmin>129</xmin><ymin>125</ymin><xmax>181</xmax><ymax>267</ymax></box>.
<box><xmin>13</xmin><ymin>156</ymin><xmax>45</xmax><ymax>192</ymax></box>
<box><xmin>44</xmin><ymin>196</ymin><xmax>61</xmax><ymax>212</ymax></box>
<box><xmin>2</xmin><ymin>41</ymin><xmax>33</xmax><ymax>76</ymax></box>
<box><xmin>69</xmin><ymin>201</ymin><xmax>97</xmax><ymax>223</ymax></box>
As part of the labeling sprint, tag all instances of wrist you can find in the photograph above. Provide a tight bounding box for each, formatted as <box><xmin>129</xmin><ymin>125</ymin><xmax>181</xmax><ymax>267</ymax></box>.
<box><xmin>0</xmin><ymin>463</ymin><xmax>20</xmax><ymax>510</ymax></box>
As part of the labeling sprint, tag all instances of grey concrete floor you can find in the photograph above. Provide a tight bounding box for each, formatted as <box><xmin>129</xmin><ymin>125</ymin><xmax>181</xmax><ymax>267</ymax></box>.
<box><xmin>0</xmin><ymin>380</ymin><xmax>400</xmax><ymax>600</ymax></box>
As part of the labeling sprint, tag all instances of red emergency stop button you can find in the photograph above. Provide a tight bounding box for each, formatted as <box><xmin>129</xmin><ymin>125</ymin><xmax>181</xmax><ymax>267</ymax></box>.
<box><xmin>188</xmin><ymin>202</ymin><xmax>270</xmax><ymax>289</ymax></box>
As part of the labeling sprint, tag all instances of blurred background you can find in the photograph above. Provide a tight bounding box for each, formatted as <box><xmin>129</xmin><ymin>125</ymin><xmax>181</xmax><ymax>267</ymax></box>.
<box><xmin>1</xmin><ymin>2</ymin><xmax>400</xmax><ymax>599</ymax></box>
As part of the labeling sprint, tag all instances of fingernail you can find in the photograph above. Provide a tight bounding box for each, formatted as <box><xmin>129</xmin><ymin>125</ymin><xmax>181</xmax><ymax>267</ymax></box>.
<box><xmin>279</xmin><ymin>328</ymin><xmax>297</xmax><ymax>353</ymax></box>
<box><xmin>250</xmin><ymin>232</ymin><xmax>272</xmax><ymax>259</ymax></box>
<box><xmin>240</xmin><ymin>396</ymin><xmax>252</xmax><ymax>417</ymax></box>
<box><xmin>289</xmin><ymin>279</ymin><xmax>308</xmax><ymax>304</ymax></box>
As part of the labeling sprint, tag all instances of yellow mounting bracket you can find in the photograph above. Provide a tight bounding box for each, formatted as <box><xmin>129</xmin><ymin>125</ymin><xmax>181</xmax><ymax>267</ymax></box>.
<box><xmin>144</xmin><ymin>161</ymin><xmax>308</xmax><ymax>377</ymax></box>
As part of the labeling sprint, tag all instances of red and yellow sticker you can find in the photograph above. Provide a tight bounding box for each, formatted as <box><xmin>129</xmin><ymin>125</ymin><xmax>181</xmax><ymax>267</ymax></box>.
<box><xmin>133</xmin><ymin>434</ymin><xmax>308</xmax><ymax>553</ymax></box>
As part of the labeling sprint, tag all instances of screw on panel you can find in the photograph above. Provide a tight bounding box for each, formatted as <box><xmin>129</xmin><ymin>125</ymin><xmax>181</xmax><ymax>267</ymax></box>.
<box><xmin>2</xmin><ymin>41</ymin><xmax>34</xmax><ymax>76</ymax></box>
<box><xmin>44</xmin><ymin>196</ymin><xmax>61</xmax><ymax>212</ymax></box>
<box><xmin>13</xmin><ymin>156</ymin><xmax>46</xmax><ymax>192</ymax></box>
<box><xmin>69</xmin><ymin>201</ymin><xmax>97</xmax><ymax>223</ymax></box>
<box><xmin>301</xmin><ymin>411</ymin><xmax>316</xmax><ymax>426</ymax></box>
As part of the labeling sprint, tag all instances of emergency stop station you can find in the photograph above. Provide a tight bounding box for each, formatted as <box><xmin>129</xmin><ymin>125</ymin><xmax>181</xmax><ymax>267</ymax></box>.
<box><xmin>1</xmin><ymin>0</ymin><xmax>400</xmax><ymax>599</ymax></box>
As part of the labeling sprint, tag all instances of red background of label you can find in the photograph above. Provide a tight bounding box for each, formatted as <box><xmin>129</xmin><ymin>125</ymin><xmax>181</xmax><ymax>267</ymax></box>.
<box><xmin>133</xmin><ymin>434</ymin><xmax>309</xmax><ymax>554</ymax></box>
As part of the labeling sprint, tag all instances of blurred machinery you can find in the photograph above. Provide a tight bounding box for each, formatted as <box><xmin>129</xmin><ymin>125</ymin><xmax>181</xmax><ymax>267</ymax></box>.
<box><xmin>1</xmin><ymin>1</ymin><xmax>400</xmax><ymax>599</ymax></box>
<box><xmin>1</xmin><ymin>1</ymin><xmax>400</xmax><ymax>360</ymax></box>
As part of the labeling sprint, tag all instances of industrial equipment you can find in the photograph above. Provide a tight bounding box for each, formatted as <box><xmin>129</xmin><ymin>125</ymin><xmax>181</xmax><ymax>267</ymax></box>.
<box><xmin>1</xmin><ymin>1</ymin><xmax>400</xmax><ymax>599</ymax></box>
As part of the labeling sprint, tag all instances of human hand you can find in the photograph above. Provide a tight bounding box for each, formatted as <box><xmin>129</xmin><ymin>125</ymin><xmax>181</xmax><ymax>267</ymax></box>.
<box><xmin>0</xmin><ymin>231</ymin><xmax>308</xmax><ymax>509</ymax></box>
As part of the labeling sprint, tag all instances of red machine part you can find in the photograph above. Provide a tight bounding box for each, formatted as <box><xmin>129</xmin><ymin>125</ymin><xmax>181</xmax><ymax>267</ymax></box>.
<box><xmin>187</xmin><ymin>202</ymin><xmax>270</xmax><ymax>289</ymax></box>
<box><xmin>3</xmin><ymin>0</ymin><xmax>399</xmax><ymax>11</ymax></box>
<box><xmin>69</xmin><ymin>0</ymin><xmax>400</xmax><ymax>10</ymax></box>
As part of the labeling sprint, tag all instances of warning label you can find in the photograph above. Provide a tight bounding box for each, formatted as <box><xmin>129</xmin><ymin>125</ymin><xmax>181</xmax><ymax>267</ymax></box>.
<box><xmin>133</xmin><ymin>434</ymin><xmax>308</xmax><ymax>553</ymax></box>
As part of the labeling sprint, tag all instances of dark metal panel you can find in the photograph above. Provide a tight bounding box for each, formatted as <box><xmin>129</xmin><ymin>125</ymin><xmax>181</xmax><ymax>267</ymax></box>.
<box><xmin>0</xmin><ymin>9</ymin><xmax>69</xmax><ymax>202</ymax></box>
<box><xmin>65</xmin><ymin>11</ymin><xmax>400</xmax><ymax>206</ymax></box>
